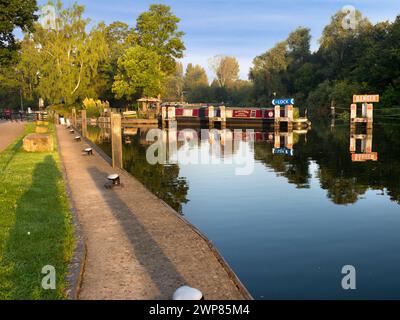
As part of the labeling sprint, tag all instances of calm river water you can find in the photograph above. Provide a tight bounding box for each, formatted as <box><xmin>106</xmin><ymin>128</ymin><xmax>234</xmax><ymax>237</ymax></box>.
<box><xmin>87</xmin><ymin>121</ymin><xmax>400</xmax><ymax>299</ymax></box>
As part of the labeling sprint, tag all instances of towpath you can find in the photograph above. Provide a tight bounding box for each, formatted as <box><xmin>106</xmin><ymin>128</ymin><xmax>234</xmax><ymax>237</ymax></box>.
<box><xmin>56</xmin><ymin>124</ymin><xmax>250</xmax><ymax>300</ymax></box>
<box><xmin>0</xmin><ymin>121</ymin><xmax>25</xmax><ymax>152</ymax></box>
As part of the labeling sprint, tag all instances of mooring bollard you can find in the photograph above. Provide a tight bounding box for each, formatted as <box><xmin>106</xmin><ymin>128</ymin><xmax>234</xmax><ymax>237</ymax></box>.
<box><xmin>105</xmin><ymin>173</ymin><xmax>123</xmax><ymax>189</ymax></box>
<box><xmin>83</xmin><ymin>147</ymin><xmax>93</xmax><ymax>156</ymax></box>
<box><xmin>111</xmin><ymin>112</ymin><xmax>123</xmax><ymax>169</ymax></box>
<box><xmin>172</xmin><ymin>286</ymin><xmax>203</xmax><ymax>300</ymax></box>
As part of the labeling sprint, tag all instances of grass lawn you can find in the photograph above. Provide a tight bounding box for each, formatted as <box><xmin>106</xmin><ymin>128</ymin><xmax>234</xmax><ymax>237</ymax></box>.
<box><xmin>0</xmin><ymin>123</ymin><xmax>74</xmax><ymax>299</ymax></box>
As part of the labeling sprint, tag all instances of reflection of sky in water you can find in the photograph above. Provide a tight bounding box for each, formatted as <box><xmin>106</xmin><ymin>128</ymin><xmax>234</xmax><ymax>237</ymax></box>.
<box><xmin>180</xmin><ymin>157</ymin><xmax>400</xmax><ymax>299</ymax></box>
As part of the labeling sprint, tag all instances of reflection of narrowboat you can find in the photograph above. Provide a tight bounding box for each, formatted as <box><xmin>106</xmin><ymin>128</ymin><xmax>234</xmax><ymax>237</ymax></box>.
<box><xmin>172</xmin><ymin>106</ymin><xmax>277</xmax><ymax>126</ymax></box>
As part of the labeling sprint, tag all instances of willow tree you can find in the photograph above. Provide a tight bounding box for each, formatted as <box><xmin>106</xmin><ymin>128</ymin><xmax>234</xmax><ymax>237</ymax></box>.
<box><xmin>20</xmin><ymin>1</ymin><xmax>108</xmax><ymax>106</ymax></box>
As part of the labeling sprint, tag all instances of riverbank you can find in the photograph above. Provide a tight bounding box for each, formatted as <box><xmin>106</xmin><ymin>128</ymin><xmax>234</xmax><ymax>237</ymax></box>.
<box><xmin>0</xmin><ymin>123</ymin><xmax>75</xmax><ymax>299</ymax></box>
<box><xmin>57</xmin><ymin>124</ymin><xmax>250</xmax><ymax>300</ymax></box>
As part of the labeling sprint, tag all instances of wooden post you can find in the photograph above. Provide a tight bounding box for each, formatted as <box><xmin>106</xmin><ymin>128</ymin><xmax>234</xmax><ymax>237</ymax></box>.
<box><xmin>274</xmin><ymin>105</ymin><xmax>281</xmax><ymax>128</ymax></box>
<box><xmin>208</xmin><ymin>106</ymin><xmax>214</xmax><ymax>128</ymax></box>
<box><xmin>72</xmin><ymin>108</ymin><xmax>77</xmax><ymax>127</ymax></box>
<box><xmin>54</xmin><ymin>113</ymin><xmax>59</xmax><ymax>125</ymax></box>
<box><xmin>156</xmin><ymin>100</ymin><xmax>161</xmax><ymax>115</ymax></box>
<box><xmin>286</xmin><ymin>131</ymin><xmax>293</xmax><ymax>149</ymax></box>
<box><xmin>286</xmin><ymin>105</ymin><xmax>294</xmax><ymax>130</ymax></box>
<box><xmin>166</xmin><ymin>106</ymin><xmax>176</xmax><ymax>128</ymax></box>
<box><xmin>366</xmin><ymin>127</ymin><xmax>373</xmax><ymax>153</ymax></box>
<box><xmin>350</xmin><ymin>104</ymin><xmax>357</xmax><ymax>123</ymax></box>
<box><xmin>366</xmin><ymin>104</ymin><xmax>373</xmax><ymax>128</ymax></box>
<box><xmin>111</xmin><ymin>113</ymin><xmax>123</xmax><ymax>169</ymax></box>
<box><xmin>162</xmin><ymin>106</ymin><xmax>167</xmax><ymax>127</ymax></box>
<box><xmin>274</xmin><ymin>130</ymin><xmax>281</xmax><ymax>149</ymax></box>
<box><xmin>220</xmin><ymin>106</ymin><xmax>226</xmax><ymax>128</ymax></box>
<box><xmin>81</xmin><ymin>110</ymin><xmax>87</xmax><ymax>138</ymax></box>
<box><xmin>349</xmin><ymin>128</ymin><xmax>356</xmax><ymax>153</ymax></box>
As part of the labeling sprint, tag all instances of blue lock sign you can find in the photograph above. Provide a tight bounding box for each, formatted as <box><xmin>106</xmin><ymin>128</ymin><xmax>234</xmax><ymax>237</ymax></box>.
<box><xmin>272</xmin><ymin>98</ymin><xmax>295</xmax><ymax>106</ymax></box>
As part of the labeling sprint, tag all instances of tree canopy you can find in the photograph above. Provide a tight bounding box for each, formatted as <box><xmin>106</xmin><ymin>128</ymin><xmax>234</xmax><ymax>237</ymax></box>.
<box><xmin>112</xmin><ymin>45</ymin><xmax>165</xmax><ymax>101</ymax></box>
<box><xmin>0</xmin><ymin>0</ymin><xmax>37</xmax><ymax>66</ymax></box>
<box><xmin>250</xmin><ymin>10</ymin><xmax>400</xmax><ymax>117</ymax></box>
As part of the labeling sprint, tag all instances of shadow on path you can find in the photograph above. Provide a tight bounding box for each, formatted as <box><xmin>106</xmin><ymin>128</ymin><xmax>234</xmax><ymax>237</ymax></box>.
<box><xmin>87</xmin><ymin>167</ymin><xmax>187</xmax><ymax>299</ymax></box>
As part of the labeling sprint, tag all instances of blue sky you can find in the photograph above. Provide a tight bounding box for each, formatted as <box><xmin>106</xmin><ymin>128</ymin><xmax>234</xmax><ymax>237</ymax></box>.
<box><xmin>37</xmin><ymin>0</ymin><xmax>400</xmax><ymax>79</ymax></box>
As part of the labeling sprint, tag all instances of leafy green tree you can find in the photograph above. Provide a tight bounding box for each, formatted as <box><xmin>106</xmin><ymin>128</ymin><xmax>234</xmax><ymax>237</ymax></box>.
<box><xmin>100</xmin><ymin>21</ymin><xmax>133</xmax><ymax>106</ymax></box>
<box><xmin>164</xmin><ymin>61</ymin><xmax>184</xmax><ymax>101</ymax></box>
<box><xmin>136</xmin><ymin>4</ymin><xmax>185</xmax><ymax>75</ymax></box>
<box><xmin>20</xmin><ymin>1</ymin><xmax>109</xmax><ymax>106</ymax></box>
<box><xmin>250</xmin><ymin>41</ymin><xmax>288</xmax><ymax>105</ymax></box>
<box><xmin>112</xmin><ymin>45</ymin><xmax>165</xmax><ymax>102</ymax></box>
<box><xmin>183</xmin><ymin>63</ymin><xmax>209</xmax><ymax>102</ymax></box>
<box><xmin>318</xmin><ymin>9</ymin><xmax>371</xmax><ymax>80</ymax></box>
<box><xmin>0</xmin><ymin>0</ymin><xmax>37</xmax><ymax>66</ymax></box>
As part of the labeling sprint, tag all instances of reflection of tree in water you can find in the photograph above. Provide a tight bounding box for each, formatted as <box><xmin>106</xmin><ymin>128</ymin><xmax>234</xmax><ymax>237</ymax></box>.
<box><xmin>86</xmin><ymin>125</ymin><xmax>112</xmax><ymax>155</ymax></box>
<box><xmin>254</xmin><ymin>135</ymin><xmax>311</xmax><ymax>189</ymax></box>
<box><xmin>318</xmin><ymin>172</ymin><xmax>368</xmax><ymax>205</ymax></box>
<box><xmin>86</xmin><ymin>125</ymin><xmax>189</xmax><ymax>213</ymax></box>
<box><xmin>122</xmin><ymin>130</ymin><xmax>189</xmax><ymax>214</ymax></box>
<box><xmin>254</xmin><ymin>121</ymin><xmax>400</xmax><ymax>206</ymax></box>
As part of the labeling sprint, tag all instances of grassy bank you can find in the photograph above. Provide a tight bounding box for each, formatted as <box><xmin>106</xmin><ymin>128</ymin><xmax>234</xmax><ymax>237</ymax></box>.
<box><xmin>0</xmin><ymin>123</ymin><xmax>74</xmax><ymax>299</ymax></box>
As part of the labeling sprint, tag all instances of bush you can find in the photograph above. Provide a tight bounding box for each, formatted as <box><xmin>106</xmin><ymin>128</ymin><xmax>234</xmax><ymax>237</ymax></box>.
<box><xmin>83</xmin><ymin>98</ymin><xmax>109</xmax><ymax>118</ymax></box>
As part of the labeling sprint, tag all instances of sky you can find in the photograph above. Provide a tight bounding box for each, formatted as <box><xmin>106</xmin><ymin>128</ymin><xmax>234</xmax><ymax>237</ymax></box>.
<box><xmin>37</xmin><ymin>0</ymin><xmax>400</xmax><ymax>80</ymax></box>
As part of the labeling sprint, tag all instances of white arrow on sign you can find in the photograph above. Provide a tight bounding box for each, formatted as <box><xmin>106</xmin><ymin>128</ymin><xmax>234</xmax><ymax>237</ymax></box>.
<box><xmin>272</xmin><ymin>98</ymin><xmax>295</xmax><ymax>106</ymax></box>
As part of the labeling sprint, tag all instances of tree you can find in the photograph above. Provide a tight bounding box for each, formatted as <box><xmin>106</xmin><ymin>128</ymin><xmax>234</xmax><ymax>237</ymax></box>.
<box><xmin>286</xmin><ymin>27</ymin><xmax>311</xmax><ymax>65</ymax></box>
<box><xmin>136</xmin><ymin>4</ymin><xmax>185</xmax><ymax>75</ymax></box>
<box><xmin>183</xmin><ymin>63</ymin><xmax>209</xmax><ymax>102</ymax></box>
<box><xmin>100</xmin><ymin>21</ymin><xmax>133</xmax><ymax>106</ymax></box>
<box><xmin>112</xmin><ymin>45</ymin><xmax>165</xmax><ymax>102</ymax></box>
<box><xmin>19</xmin><ymin>1</ymin><xmax>109</xmax><ymax>106</ymax></box>
<box><xmin>0</xmin><ymin>0</ymin><xmax>37</xmax><ymax>66</ymax></box>
<box><xmin>249</xmin><ymin>41</ymin><xmax>288</xmax><ymax>105</ymax></box>
<box><xmin>164</xmin><ymin>61</ymin><xmax>184</xmax><ymax>101</ymax></box>
<box><xmin>209</xmin><ymin>55</ymin><xmax>240</xmax><ymax>87</ymax></box>
<box><xmin>318</xmin><ymin>9</ymin><xmax>371</xmax><ymax>79</ymax></box>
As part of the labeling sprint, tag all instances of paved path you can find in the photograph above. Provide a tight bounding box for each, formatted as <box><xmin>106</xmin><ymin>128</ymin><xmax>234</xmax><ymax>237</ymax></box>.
<box><xmin>0</xmin><ymin>121</ymin><xmax>25</xmax><ymax>152</ymax></box>
<box><xmin>56</xmin><ymin>125</ymin><xmax>249</xmax><ymax>300</ymax></box>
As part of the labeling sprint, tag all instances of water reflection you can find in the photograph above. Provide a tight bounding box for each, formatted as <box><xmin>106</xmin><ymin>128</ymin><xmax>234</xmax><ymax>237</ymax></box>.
<box><xmin>87</xmin><ymin>123</ymin><xmax>400</xmax><ymax>208</ymax></box>
<box><xmin>350</xmin><ymin>126</ymin><xmax>378</xmax><ymax>162</ymax></box>
<box><xmin>86</xmin><ymin>122</ymin><xmax>400</xmax><ymax>299</ymax></box>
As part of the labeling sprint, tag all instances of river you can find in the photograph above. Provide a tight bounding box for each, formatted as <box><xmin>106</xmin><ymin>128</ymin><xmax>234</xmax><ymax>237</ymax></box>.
<box><xmin>86</xmin><ymin>120</ymin><xmax>400</xmax><ymax>299</ymax></box>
